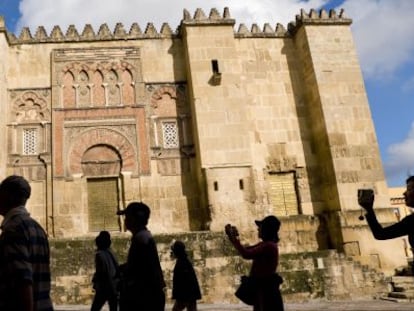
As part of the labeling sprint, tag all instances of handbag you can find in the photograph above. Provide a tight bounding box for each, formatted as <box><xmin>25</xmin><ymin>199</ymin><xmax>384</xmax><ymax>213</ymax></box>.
<box><xmin>235</xmin><ymin>275</ymin><xmax>256</xmax><ymax>305</ymax></box>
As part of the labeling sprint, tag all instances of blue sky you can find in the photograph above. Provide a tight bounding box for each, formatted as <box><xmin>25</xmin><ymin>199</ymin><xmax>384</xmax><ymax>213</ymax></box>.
<box><xmin>0</xmin><ymin>0</ymin><xmax>413</xmax><ymax>187</ymax></box>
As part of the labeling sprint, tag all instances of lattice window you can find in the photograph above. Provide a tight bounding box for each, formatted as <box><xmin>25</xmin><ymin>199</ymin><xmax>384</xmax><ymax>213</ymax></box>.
<box><xmin>162</xmin><ymin>121</ymin><xmax>179</xmax><ymax>148</ymax></box>
<box><xmin>23</xmin><ymin>128</ymin><xmax>38</xmax><ymax>155</ymax></box>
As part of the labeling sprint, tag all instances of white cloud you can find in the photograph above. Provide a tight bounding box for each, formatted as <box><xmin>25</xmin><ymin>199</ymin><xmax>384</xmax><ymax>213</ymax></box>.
<box><xmin>15</xmin><ymin>0</ymin><xmax>328</xmax><ymax>34</ymax></box>
<box><xmin>384</xmin><ymin>122</ymin><xmax>414</xmax><ymax>182</ymax></box>
<box><xmin>341</xmin><ymin>0</ymin><xmax>414</xmax><ymax>79</ymax></box>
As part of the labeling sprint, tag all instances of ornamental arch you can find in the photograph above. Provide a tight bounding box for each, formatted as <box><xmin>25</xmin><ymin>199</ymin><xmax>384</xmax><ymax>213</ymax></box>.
<box><xmin>67</xmin><ymin>128</ymin><xmax>137</xmax><ymax>177</ymax></box>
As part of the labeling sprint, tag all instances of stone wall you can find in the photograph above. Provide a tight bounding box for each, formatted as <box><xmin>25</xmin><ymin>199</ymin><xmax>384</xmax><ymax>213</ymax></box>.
<box><xmin>0</xmin><ymin>7</ymin><xmax>407</xmax><ymax>287</ymax></box>
<box><xmin>0</xmin><ymin>8</ymin><xmax>390</xmax><ymax>233</ymax></box>
<box><xmin>50</xmin><ymin>230</ymin><xmax>388</xmax><ymax>305</ymax></box>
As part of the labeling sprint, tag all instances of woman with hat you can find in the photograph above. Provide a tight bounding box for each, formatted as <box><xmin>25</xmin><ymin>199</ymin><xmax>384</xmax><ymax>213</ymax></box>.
<box><xmin>225</xmin><ymin>216</ymin><xmax>284</xmax><ymax>311</ymax></box>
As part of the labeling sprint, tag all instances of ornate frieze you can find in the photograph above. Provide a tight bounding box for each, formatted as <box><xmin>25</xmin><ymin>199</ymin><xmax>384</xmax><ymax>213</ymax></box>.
<box><xmin>7</xmin><ymin>89</ymin><xmax>51</xmax><ymax>169</ymax></box>
<box><xmin>146</xmin><ymin>84</ymin><xmax>194</xmax><ymax>160</ymax></box>
<box><xmin>52</xmin><ymin>47</ymin><xmax>144</xmax><ymax>108</ymax></box>
<box><xmin>9</xmin><ymin>89</ymin><xmax>51</xmax><ymax>123</ymax></box>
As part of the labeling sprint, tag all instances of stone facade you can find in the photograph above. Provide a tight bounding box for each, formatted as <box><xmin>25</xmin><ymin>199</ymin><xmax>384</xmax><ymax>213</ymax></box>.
<box><xmin>0</xmin><ymin>7</ymin><xmax>409</xmax><ymax>301</ymax></box>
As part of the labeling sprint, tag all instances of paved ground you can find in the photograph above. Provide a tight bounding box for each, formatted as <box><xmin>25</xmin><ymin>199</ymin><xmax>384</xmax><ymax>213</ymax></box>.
<box><xmin>55</xmin><ymin>299</ymin><xmax>414</xmax><ymax>311</ymax></box>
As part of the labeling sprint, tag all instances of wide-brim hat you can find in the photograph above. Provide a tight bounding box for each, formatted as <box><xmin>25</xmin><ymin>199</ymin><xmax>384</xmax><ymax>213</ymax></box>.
<box><xmin>255</xmin><ymin>215</ymin><xmax>280</xmax><ymax>231</ymax></box>
<box><xmin>117</xmin><ymin>201</ymin><xmax>150</xmax><ymax>219</ymax></box>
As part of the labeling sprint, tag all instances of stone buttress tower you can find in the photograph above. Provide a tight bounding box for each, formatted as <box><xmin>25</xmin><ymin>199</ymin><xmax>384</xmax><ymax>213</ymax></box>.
<box><xmin>181</xmin><ymin>8</ymin><xmax>407</xmax><ymax>272</ymax></box>
<box><xmin>181</xmin><ymin>8</ymin><xmax>255</xmax><ymax>231</ymax></box>
<box><xmin>285</xmin><ymin>9</ymin><xmax>406</xmax><ymax>271</ymax></box>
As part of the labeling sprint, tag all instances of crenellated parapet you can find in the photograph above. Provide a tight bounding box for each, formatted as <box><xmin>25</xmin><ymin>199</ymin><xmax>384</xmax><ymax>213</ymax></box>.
<box><xmin>2</xmin><ymin>8</ymin><xmax>351</xmax><ymax>44</ymax></box>
<box><xmin>235</xmin><ymin>23</ymin><xmax>289</xmax><ymax>38</ymax></box>
<box><xmin>5</xmin><ymin>21</ymin><xmax>179</xmax><ymax>45</ymax></box>
<box><xmin>180</xmin><ymin>7</ymin><xmax>235</xmax><ymax>27</ymax></box>
<box><xmin>287</xmin><ymin>8</ymin><xmax>352</xmax><ymax>34</ymax></box>
<box><xmin>235</xmin><ymin>8</ymin><xmax>351</xmax><ymax>38</ymax></box>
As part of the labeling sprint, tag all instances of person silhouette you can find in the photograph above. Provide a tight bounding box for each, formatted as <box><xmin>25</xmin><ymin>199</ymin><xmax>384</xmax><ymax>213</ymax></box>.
<box><xmin>117</xmin><ymin>202</ymin><xmax>166</xmax><ymax>311</ymax></box>
<box><xmin>91</xmin><ymin>231</ymin><xmax>120</xmax><ymax>311</ymax></box>
<box><xmin>225</xmin><ymin>216</ymin><xmax>284</xmax><ymax>311</ymax></box>
<box><xmin>170</xmin><ymin>240</ymin><xmax>202</xmax><ymax>311</ymax></box>
<box><xmin>0</xmin><ymin>175</ymin><xmax>53</xmax><ymax>311</ymax></box>
<box><xmin>359</xmin><ymin>176</ymin><xmax>414</xmax><ymax>271</ymax></box>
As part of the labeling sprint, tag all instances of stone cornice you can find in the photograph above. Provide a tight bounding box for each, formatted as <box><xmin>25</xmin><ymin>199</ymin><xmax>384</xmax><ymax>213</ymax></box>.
<box><xmin>2</xmin><ymin>8</ymin><xmax>351</xmax><ymax>45</ymax></box>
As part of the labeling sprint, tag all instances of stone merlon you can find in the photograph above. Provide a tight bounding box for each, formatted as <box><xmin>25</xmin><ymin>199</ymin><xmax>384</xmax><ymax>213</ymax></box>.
<box><xmin>2</xmin><ymin>8</ymin><xmax>352</xmax><ymax>45</ymax></box>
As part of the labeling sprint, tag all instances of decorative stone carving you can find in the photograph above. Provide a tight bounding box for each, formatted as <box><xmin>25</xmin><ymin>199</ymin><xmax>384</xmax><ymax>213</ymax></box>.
<box><xmin>52</xmin><ymin>47</ymin><xmax>142</xmax><ymax>108</ymax></box>
<box><xmin>10</xmin><ymin>89</ymin><xmax>51</xmax><ymax>122</ymax></box>
<box><xmin>147</xmin><ymin>84</ymin><xmax>193</xmax><ymax>158</ymax></box>
<box><xmin>149</xmin><ymin>84</ymin><xmax>187</xmax><ymax>112</ymax></box>
<box><xmin>67</xmin><ymin>127</ymin><xmax>138</xmax><ymax>176</ymax></box>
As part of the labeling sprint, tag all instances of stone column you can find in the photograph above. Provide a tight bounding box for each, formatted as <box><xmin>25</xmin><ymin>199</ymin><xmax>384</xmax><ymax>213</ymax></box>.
<box><xmin>39</xmin><ymin>154</ymin><xmax>54</xmax><ymax>237</ymax></box>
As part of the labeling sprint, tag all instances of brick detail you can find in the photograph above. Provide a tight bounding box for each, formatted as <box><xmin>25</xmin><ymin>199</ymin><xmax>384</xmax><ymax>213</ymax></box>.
<box><xmin>68</xmin><ymin>128</ymin><xmax>137</xmax><ymax>175</ymax></box>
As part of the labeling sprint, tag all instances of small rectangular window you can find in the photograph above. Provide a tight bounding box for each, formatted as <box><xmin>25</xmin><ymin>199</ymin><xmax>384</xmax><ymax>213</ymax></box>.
<box><xmin>23</xmin><ymin>128</ymin><xmax>38</xmax><ymax>155</ymax></box>
<box><xmin>162</xmin><ymin>121</ymin><xmax>179</xmax><ymax>148</ymax></box>
<box><xmin>212</xmin><ymin>60</ymin><xmax>219</xmax><ymax>74</ymax></box>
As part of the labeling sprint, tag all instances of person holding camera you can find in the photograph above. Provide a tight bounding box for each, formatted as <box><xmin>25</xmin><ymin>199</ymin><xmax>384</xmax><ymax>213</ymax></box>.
<box><xmin>225</xmin><ymin>216</ymin><xmax>284</xmax><ymax>311</ymax></box>
<box><xmin>358</xmin><ymin>176</ymin><xmax>414</xmax><ymax>261</ymax></box>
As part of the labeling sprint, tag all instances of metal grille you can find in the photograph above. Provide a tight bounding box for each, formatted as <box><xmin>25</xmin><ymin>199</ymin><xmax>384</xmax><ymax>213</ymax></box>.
<box><xmin>23</xmin><ymin>128</ymin><xmax>38</xmax><ymax>155</ymax></box>
<box><xmin>87</xmin><ymin>178</ymin><xmax>120</xmax><ymax>232</ymax></box>
<box><xmin>268</xmin><ymin>172</ymin><xmax>299</xmax><ymax>216</ymax></box>
<box><xmin>162</xmin><ymin>121</ymin><xmax>179</xmax><ymax>148</ymax></box>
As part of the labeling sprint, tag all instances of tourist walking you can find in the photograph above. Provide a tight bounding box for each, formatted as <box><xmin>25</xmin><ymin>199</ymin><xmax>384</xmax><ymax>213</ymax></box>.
<box><xmin>117</xmin><ymin>202</ymin><xmax>166</xmax><ymax>311</ymax></box>
<box><xmin>91</xmin><ymin>231</ymin><xmax>120</xmax><ymax>311</ymax></box>
<box><xmin>225</xmin><ymin>216</ymin><xmax>284</xmax><ymax>311</ymax></box>
<box><xmin>171</xmin><ymin>240</ymin><xmax>202</xmax><ymax>311</ymax></box>
<box><xmin>0</xmin><ymin>175</ymin><xmax>54</xmax><ymax>311</ymax></box>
